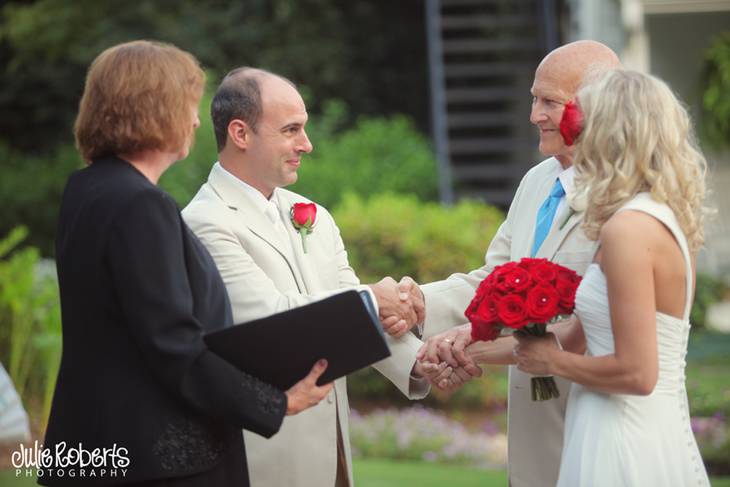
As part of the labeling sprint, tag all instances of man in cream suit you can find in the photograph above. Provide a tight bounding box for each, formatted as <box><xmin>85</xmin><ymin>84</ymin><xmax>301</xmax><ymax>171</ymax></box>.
<box><xmin>416</xmin><ymin>41</ymin><xmax>621</xmax><ymax>487</ymax></box>
<box><xmin>182</xmin><ymin>67</ymin><xmax>433</xmax><ymax>487</ymax></box>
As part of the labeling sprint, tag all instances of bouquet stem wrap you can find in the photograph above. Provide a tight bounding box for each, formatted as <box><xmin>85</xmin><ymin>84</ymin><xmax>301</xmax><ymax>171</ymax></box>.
<box><xmin>524</xmin><ymin>323</ymin><xmax>560</xmax><ymax>401</ymax></box>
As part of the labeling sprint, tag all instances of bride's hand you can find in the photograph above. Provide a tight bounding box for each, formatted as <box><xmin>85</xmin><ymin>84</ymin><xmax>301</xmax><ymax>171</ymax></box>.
<box><xmin>513</xmin><ymin>333</ymin><xmax>560</xmax><ymax>376</ymax></box>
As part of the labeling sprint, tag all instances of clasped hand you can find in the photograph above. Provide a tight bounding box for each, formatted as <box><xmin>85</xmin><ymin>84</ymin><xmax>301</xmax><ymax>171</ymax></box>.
<box><xmin>369</xmin><ymin>276</ymin><xmax>425</xmax><ymax>338</ymax></box>
<box><xmin>512</xmin><ymin>332</ymin><xmax>560</xmax><ymax>376</ymax></box>
<box><xmin>416</xmin><ymin>324</ymin><xmax>483</xmax><ymax>392</ymax></box>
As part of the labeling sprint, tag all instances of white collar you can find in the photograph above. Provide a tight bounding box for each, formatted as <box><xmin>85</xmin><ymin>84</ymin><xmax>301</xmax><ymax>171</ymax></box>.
<box><xmin>215</xmin><ymin>162</ymin><xmax>280</xmax><ymax>216</ymax></box>
<box><xmin>557</xmin><ymin>165</ymin><xmax>575</xmax><ymax>197</ymax></box>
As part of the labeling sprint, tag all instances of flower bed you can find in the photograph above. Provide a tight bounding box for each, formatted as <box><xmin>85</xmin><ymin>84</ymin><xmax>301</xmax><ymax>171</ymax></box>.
<box><xmin>350</xmin><ymin>406</ymin><xmax>506</xmax><ymax>468</ymax></box>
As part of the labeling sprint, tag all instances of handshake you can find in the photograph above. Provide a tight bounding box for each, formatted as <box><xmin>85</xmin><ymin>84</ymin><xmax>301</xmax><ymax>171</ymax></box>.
<box><xmin>369</xmin><ymin>277</ymin><xmax>482</xmax><ymax>392</ymax></box>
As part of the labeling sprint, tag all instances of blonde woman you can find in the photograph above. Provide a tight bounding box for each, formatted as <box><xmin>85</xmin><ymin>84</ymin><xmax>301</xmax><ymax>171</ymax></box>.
<box><xmin>514</xmin><ymin>69</ymin><xmax>710</xmax><ymax>486</ymax></box>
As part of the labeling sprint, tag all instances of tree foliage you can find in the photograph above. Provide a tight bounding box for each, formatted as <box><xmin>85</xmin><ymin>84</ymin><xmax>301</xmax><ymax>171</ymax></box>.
<box><xmin>0</xmin><ymin>0</ymin><xmax>429</xmax><ymax>153</ymax></box>
<box><xmin>701</xmin><ymin>31</ymin><xmax>730</xmax><ymax>150</ymax></box>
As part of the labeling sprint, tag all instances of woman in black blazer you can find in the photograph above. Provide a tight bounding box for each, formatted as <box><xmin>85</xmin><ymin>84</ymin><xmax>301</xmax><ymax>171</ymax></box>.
<box><xmin>40</xmin><ymin>40</ymin><xmax>332</xmax><ymax>487</ymax></box>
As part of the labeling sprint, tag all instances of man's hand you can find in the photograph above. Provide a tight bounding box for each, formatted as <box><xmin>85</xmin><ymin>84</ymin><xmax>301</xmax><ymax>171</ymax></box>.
<box><xmin>435</xmin><ymin>365</ymin><xmax>480</xmax><ymax>393</ymax></box>
<box><xmin>415</xmin><ymin>324</ymin><xmax>483</xmax><ymax>392</ymax></box>
<box><xmin>369</xmin><ymin>276</ymin><xmax>420</xmax><ymax>338</ymax></box>
<box><xmin>417</xmin><ymin>324</ymin><xmax>481</xmax><ymax>376</ymax></box>
<box><xmin>397</xmin><ymin>276</ymin><xmax>425</xmax><ymax>325</ymax></box>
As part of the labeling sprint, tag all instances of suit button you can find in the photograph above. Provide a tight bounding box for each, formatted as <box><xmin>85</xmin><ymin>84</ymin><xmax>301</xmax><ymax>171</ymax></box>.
<box><xmin>327</xmin><ymin>391</ymin><xmax>334</xmax><ymax>404</ymax></box>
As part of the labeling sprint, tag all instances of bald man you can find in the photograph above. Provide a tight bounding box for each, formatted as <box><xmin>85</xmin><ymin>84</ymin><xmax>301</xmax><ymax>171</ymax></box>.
<box><xmin>183</xmin><ymin>68</ymin><xmax>434</xmax><ymax>487</ymax></box>
<box><xmin>416</xmin><ymin>41</ymin><xmax>621</xmax><ymax>487</ymax></box>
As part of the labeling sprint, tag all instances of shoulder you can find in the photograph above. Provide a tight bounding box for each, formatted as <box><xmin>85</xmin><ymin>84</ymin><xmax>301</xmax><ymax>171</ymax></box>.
<box><xmin>84</xmin><ymin>160</ymin><xmax>179</xmax><ymax>223</ymax></box>
<box><xmin>599</xmin><ymin>210</ymin><xmax>666</xmax><ymax>254</ymax></box>
<box><xmin>182</xmin><ymin>183</ymin><xmax>233</xmax><ymax>228</ymax></box>
<box><xmin>117</xmin><ymin>186</ymin><xmax>179</xmax><ymax>223</ymax></box>
<box><xmin>519</xmin><ymin>157</ymin><xmax>562</xmax><ymax>187</ymax></box>
<box><xmin>502</xmin><ymin>157</ymin><xmax>561</xmax><ymax>220</ymax></box>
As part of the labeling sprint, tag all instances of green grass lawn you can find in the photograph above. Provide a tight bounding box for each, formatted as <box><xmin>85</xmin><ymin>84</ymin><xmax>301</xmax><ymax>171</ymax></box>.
<box><xmin>2</xmin><ymin>460</ymin><xmax>729</xmax><ymax>486</ymax></box>
<box><xmin>353</xmin><ymin>459</ymin><xmax>730</xmax><ymax>486</ymax></box>
<box><xmin>353</xmin><ymin>459</ymin><xmax>730</xmax><ymax>487</ymax></box>
<box><xmin>353</xmin><ymin>459</ymin><xmax>506</xmax><ymax>486</ymax></box>
<box><xmin>0</xmin><ymin>470</ymin><xmax>36</xmax><ymax>486</ymax></box>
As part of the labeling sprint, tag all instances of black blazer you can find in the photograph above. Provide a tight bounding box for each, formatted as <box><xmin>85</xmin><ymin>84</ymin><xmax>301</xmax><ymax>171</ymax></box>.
<box><xmin>40</xmin><ymin>156</ymin><xmax>286</xmax><ymax>486</ymax></box>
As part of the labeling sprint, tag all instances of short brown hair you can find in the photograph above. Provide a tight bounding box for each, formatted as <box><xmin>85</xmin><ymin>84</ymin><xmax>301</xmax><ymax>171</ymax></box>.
<box><xmin>211</xmin><ymin>67</ymin><xmax>295</xmax><ymax>152</ymax></box>
<box><xmin>75</xmin><ymin>40</ymin><xmax>205</xmax><ymax>162</ymax></box>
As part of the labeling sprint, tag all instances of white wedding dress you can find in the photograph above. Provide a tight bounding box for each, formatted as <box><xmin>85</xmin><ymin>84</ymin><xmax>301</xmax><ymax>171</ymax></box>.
<box><xmin>557</xmin><ymin>193</ymin><xmax>710</xmax><ymax>487</ymax></box>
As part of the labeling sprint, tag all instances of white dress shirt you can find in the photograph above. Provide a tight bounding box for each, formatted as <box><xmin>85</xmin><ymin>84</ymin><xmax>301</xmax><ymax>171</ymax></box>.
<box><xmin>553</xmin><ymin>164</ymin><xmax>575</xmax><ymax>232</ymax></box>
<box><xmin>216</xmin><ymin>162</ymin><xmax>294</xmax><ymax>253</ymax></box>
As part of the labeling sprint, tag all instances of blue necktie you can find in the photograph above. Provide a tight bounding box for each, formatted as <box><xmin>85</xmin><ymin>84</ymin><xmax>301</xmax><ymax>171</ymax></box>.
<box><xmin>531</xmin><ymin>178</ymin><xmax>565</xmax><ymax>257</ymax></box>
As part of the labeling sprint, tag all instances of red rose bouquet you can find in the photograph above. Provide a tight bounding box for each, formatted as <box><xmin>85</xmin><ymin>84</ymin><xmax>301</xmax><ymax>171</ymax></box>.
<box><xmin>465</xmin><ymin>258</ymin><xmax>582</xmax><ymax>401</ymax></box>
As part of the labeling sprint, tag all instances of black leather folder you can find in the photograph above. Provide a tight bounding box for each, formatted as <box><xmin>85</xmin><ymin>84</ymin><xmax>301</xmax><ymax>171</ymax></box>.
<box><xmin>204</xmin><ymin>290</ymin><xmax>391</xmax><ymax>390</ymax></box>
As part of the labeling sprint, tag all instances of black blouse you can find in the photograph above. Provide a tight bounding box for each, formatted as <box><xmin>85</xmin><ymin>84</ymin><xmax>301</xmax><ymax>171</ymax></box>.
<box><xmin>40</xmin><ymin>156</ymin><xmax>286</xmax><ymax>486</ymax></box>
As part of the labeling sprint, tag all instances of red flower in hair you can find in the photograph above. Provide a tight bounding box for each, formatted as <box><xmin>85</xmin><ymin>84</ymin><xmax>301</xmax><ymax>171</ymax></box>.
<box><xmin>559</xmin><ymin>100</ymin><xmax>583</xmax><ymax>146</ymax></box>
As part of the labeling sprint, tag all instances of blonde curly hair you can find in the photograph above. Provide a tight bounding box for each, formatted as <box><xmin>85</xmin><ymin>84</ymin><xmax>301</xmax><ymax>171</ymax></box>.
<box><xmin>571</xmin><ymin>69</ymin><xmax>708</xmax><ymax>252</ymax></box>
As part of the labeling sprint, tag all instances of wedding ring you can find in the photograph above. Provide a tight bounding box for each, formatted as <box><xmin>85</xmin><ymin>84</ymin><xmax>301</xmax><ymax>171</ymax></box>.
<box><xmin>443</xmin><ymin>338</ymin><xmax>453</xmax><ymax>344</ymax></box>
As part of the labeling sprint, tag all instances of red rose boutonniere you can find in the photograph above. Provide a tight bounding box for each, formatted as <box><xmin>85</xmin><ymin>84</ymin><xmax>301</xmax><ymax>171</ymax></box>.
<box><xmin>465</xmin><ymin>258</ymin><xmax>582</xmax><ymax>401</ymax></box>
<box><xmin>290</xmin><ymin>203</ymin><xmax>317</xmax><ymax>253</ymax></box>
<box><xmin>559</xmin><ymin>100</ymin><xmax>583</xmax><ymax>146</ymax></box>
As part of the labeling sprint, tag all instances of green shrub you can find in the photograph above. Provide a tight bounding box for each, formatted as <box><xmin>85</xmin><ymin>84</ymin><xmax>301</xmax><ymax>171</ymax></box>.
<box><xmin>0</xmin><ymin>227</ymin><xmax>61</xmax><ymax>428</ymax></box>
<box><xmin>333</xmin><ymin>193</ymin><xmax>503</xmax><ymax>284</ymax></box>
<box><xmin>691</xmin><ymin>273</ymin><xmax>728</xmax><ymax>330</ymax></box>
<box><xmin>290</xmin><ymin>101</ymin><xmax>439</xmax><ymax>209</ymax></box>
<box><xmin>0</xmin><ymin>144</ymin><xmax>82</xmax><ymax>256</ymax></box>
<box><xmin>701</xmin><ymin>32</ymin><xmax>730</xmax><ymax>149</ymax></box>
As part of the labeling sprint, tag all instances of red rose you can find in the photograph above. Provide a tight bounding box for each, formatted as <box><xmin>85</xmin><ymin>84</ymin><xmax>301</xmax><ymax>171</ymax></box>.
<box><xmin>475</xmin><ymin>274</ymin><xmax>495</xmax><ymax>296</ymax></box>
<box><xmin>290</xmin><ymin>203</ymin><xmax>317</xmax><ymax>253</ymax></box>
<box><xmin>466</xmin><ymin>291</ymin><xmax>503</xmax><ymax>342</ymax></box>
<box><xmin>557</xmin><ymin>267</ymin><xmax>580</xmax><ymax>281</ymax></box>
<box><xmin>291</xmin><ymin>202</ymin><xmax>317</xmax><ymax>227</ymax></box>
<box><xmin>471</xmin><ymin>321</ymin><xmax>500</xmax><ymax>342</ymax></box>
<box><xmin>497</xmin><ymin>267</ymin><xmax>532</xmax><ymax>293</ymax></box>
<box><xmin>491</xmin><ymin>262</ymin><xmax>518</xmax><ymax>283</ymax></box>
<box><xmin>493</xmin><ymin>262</ymin><xmax>518</xmax><ymax>275</ymax></box>
<box><xmin>559</xmin><ymin>100</ymin><xmax>583</xmax><ymax>146</ymax></box>
<box><xmin>517</xmin><ymin>258</ymin><xmax>547</xmax><ymax>270</ymax></box>
<box><xmin>525</xmin><ymin>284</ymin><xmax>561</xmax><ymax>323</ymax></box>
<box><xmin>488</xmin><ymin>264</ymin><xmax>512</xmax><ymax>293</ymax></box>
<box><xmin>465</xmin><ymin>291</ymin><xmax>500</xmax><ymax>325</ymax></box>
<box><xmin>556</xmin><ymin>269</ymin><xmax>582</xmax><ymax>313</ymax></box>
<box><xmin>497</xmin><ymin>294</ymin><xmax>529</xmax><ymax>329</ymax></box>
<box><xmin>530</xmin><ymin>261</ymin><xmax>558</xmax><ymax>283</ymax></box>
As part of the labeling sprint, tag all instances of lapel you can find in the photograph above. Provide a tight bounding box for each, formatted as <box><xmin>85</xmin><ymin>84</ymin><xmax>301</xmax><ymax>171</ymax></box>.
<box><xmin>535</xmin><ymin>204</ymin><xmax>583</xmax><ymax>259</ymax></box>
<box><xmin>274</xmin><ymin>190</ymin><xmax>321</xmax><ymax>294</ymax></box>
<box><xmin>207</xmin><ymin>164</ymin><xmax>307</xmax><ymax>292</ymax></box>
<box><xmin>521</xmin><ymin>159</ymin><xmax>563</xmax><ymax>259</ymax></box>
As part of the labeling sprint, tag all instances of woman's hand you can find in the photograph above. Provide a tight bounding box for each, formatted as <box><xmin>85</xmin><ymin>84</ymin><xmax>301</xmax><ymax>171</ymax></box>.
<box><xmin>513</xmin><ymin>333</ymin><xmax>561</xmax><ymax>376</ymax></box>
<box><xmin>285</xmin><ymin>359</ymin><xmax>334</xmax><ymax>415</ymax></box>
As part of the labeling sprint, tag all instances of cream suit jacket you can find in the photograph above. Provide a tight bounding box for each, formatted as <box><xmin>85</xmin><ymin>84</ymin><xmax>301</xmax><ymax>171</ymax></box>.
<box><xmin>182</xmin><ymin>163</ymin><xmax>428</xmax><ymax>487</ymax></box>
<box><xmin>421</xmin><ymin>157</ymin><xmax>598</xmax><ymax>487</ymax></box>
